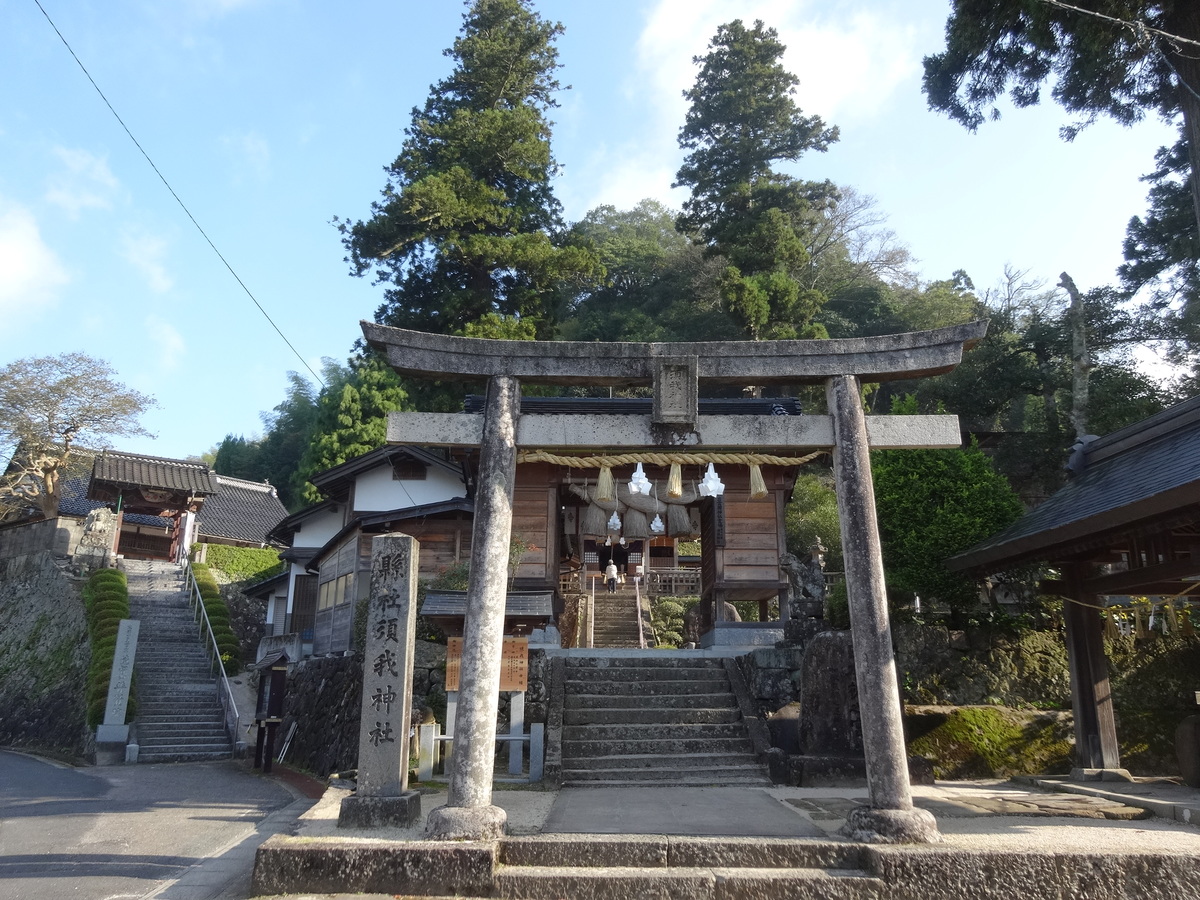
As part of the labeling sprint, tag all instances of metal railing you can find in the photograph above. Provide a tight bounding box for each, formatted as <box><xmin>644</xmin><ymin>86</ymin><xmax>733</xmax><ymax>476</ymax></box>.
<box><xmin>183</xmin><ymin>559</ymin><xmax>240</xmax><ymax>756</ymax></box>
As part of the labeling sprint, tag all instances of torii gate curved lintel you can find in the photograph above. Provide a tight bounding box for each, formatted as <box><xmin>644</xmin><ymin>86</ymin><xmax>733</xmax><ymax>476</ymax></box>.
<box><xmin>364</xmin><ymin>323</ymin><xmax>967</xmax><ymax>845</ymax></box>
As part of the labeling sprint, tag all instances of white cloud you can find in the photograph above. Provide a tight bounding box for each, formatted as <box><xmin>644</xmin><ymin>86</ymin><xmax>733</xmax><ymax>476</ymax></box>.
<box><xmin>0</xmin><ymin>200</ymin><xmax>69</xmax><ymax>322</ymax></box>
<box><xmin>221</xmin><ymin>131</ymin><xmax>271</xmax><ymax>180</ymax></box>
<box><xmin>121</xmin><ymin>229</ymin><xmax>174</xmax><ymax>293</ymax></box>
<box><xmin>144</xmin><ymin>315</ymin><xmax>186</xmax><ymax>370</ymax></box>
<box><xmin>44</xmin><ymin>147</ymin><xmax>120</xmax><ymax>218</ymax></box>
<box><xmin>566</xmin><ymin>0</ymin><xmax>927</xmax><ymax>218</ymax></box>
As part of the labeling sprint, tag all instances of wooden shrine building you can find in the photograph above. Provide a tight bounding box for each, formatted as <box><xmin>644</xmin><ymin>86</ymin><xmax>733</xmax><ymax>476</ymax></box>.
<box><xmin>949</xmin><ymin>394</ymin><xmax>1200</xmax><ymax>776</ymax></box>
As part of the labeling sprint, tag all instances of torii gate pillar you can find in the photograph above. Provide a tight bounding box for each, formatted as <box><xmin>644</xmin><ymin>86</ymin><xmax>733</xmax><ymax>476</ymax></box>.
<box><xmin>365</xmin><ymin>320</ymin><xmax>987</xmax><ymax>844</ymax></box>
<box><xmin>828</xmin><ymin>375</ymin><xmax>939</xmax><ymax>843</ymax></box>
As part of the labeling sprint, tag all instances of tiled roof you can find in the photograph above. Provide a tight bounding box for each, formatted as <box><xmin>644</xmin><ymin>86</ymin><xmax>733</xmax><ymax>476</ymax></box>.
<box><xmin>197</xmin><ymin>475</ymin><xmax>289</xmax><ymax>546</ymax></box>
<box><xmin>950</xmin><ymin>395</ymin><xmax>1200</xmax><ymax>571</ymax></box>
<box><xmin>58</xmin><ymin>474</ymin><xmax>169</xmax><ymax>527</ymax></box>
<box><xmin>92</xmin><ymin>451</ymin><xmax>221</xmax><ymax>495</ymax></box>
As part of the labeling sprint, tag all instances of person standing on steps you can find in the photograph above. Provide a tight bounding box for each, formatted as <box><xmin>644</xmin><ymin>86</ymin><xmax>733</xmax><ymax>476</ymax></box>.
<box><xmin>604</xmin><ymin>559</ymin><xmax>618</xmax><ymax>593</ymax></box>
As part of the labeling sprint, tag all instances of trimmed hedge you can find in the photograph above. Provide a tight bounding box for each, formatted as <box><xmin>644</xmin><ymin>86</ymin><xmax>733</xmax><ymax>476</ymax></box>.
<box><xmin>191</xmin><ymin>562</ymin><xmax>242</xmax><ymax>675</ymax></box>
<box><xmin>83</xmin><ymin>568</ymin><xmax>135</xmax><ymax>729</ymax></box>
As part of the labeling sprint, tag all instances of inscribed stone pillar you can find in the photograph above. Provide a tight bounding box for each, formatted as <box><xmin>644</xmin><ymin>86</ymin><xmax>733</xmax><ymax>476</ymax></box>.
<box><xmin>96</xmin><ymin>619</ymin><xmax>139</xmax><ymax>744</ymax></box>
<box><xmin>338</xmin><ymin>533</ymin><xmax>421</xmax><ymax>828</ymax></box>
<box><xmin>426</xmin><ymin>375</ymin><xmax>520</xmax><ymax>841</ymax></box>
<box><xmin>827</xmin><ymin>375</ymin><xmax>939</xmax><ymax>844</ymax></box>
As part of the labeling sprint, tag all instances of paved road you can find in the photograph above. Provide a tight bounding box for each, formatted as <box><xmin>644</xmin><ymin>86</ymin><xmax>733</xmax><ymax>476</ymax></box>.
<box><xmin>0</xmin><ymin>750</ymin><xmax>306</xmax><ymax>900</ymax></box>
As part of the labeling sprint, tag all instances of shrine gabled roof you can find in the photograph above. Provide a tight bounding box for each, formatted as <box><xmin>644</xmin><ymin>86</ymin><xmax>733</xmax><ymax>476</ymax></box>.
<box><xmin>948</xmin><ymin>395</ymin><xmax>1200</xmax><ymax>573</ymax></box>
<box><xmin>90</xmin><ymin>451</ymin><xmax>221</xmax><ymax>496</ymax></box>
<box><xmin>196</xmin><ymin>475</ymin><xmax>289</xmax><ymax>546</ymax></box>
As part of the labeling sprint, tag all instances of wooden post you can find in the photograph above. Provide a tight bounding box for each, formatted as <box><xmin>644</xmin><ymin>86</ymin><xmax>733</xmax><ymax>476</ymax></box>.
<box><xmin>827</xmin><ymin>375</ymin><xmax>940</xmax><ymax>843</ymax></box>
<box><xmin>1063</xmin><ymin>566</ymin><xmax>1125</xmax><ymax>776</ymax></box>
<box><xmin>426</xmin><ymin>375</ymin><xmax>520</xmax><ymax>841</ymax></box>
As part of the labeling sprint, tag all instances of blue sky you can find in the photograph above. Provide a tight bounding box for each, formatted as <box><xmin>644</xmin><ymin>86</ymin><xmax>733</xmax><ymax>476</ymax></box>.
<box><xmin>1</xmin><ymin>0</ymin><xmax>1179</xmax><ymax>462</ymax></box>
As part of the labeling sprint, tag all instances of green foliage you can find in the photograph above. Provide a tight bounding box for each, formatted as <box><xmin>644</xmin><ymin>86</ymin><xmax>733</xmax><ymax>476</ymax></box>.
<box><xmin>674</xmin><ymin>18</ymin><xmax>839</xmax><ymax>340</ymax></box>
<box><xmin>202</xmin><ymin>544</ymin><xmax>285</xmax><ymax>584</ymax></box>
<box><xmin>784</xmin><ymin>473</ymin><xmax>842</xmax><ymax>573</ymax></box>
<box><xmin>294</xmin><ymin>352</ymin><xmax>412</xmax><ymax>505</ymax></box>
<box><xmin>824</xmin><ymin>581</ymin><xmax>850</xmax><ymax>630</ymax></box>
<box><xmin>341</xmin><ymin>0</ymin><xmax>599</xmax><ymax>340</ymax></box>
<box><xmin>906</xmin><ymin>707</ymin><xmax>1073</xmax><ymax>779</ymax></box>
<box><xmin>649</xmin><ymin>596</ymin><xmax>698</xmax><ymax>648</ymax></box>
<box><xmin>872</xmin><ymin>432</ymin><xmax>1024</xmax><ymax>621</ymax></box>
<box><xmin>191</xmin><ymin>563</ymin><xmax>242</xmax><ymax>675</ymax></box>
<box><xmin>560</xmin><ymin>200</ymin><xmax>735</xmax><ymax>343</ymax></box>
<box><xmin>83</xmin><ymin>568</ymin><xmax>133</xmax><ymax>729</ymax></box>
<box><xmin>414</xmin><ymin>562</ymin><xmax>472</xmax><ymax>644</ymax></box>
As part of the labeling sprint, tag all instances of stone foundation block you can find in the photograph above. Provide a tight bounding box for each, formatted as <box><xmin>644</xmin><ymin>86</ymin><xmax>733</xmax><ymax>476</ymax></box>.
<box><xmin>251</xmin><ymin>835</ymin><xmax>495</xmax><ymax>896</ymax></box>
<box><xmin>337</xmin><ymin>791</ymin><xmax>422</xmax><ymax>829</ymax></box>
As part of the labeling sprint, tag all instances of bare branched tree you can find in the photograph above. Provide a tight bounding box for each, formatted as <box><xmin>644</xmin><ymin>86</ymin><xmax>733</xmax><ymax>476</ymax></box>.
<box><xmin>0</xmin><ymin>353</ymin><xmax>156</xmax><ymax>520</ymax></box>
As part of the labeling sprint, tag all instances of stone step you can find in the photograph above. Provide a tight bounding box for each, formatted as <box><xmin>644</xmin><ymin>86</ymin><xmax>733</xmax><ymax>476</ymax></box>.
<box><xmin>137</xmin><ymin>749</ymin><xmax>232</xmax><ymax>763</ymax></box>
<box><xmin>566</xmin><ymin>692</ymin><xmax>737</xmax><ymax>711</ymax></box>
<box><xmin>566</xmin><ymin>666</ymin><xmax>727</xmax><ymax>681</ymax></box>
<box><xmin>563</xmin><ymin>737</ymin><xmax>755</xmax><ymax>759</ymax></box>
<box><xmin>499</xmin><ymin>836</ymin><xmax>868</xmax><ymax>870</ymax></box>
<box><xmin>560</xmin><ymin>769</ymin><xmax>772</xmax><ymax>787</ymax></box>
<box><xmin>564</xmin><ymin>707</ymin><xmax>743</xmax><ymax>726</ymax></box>
<box><xmin>138</xmin><ymin>730</ymin><xmax>230</xmax><ymax>746</ymax></box>
<box><xmin>494</xmin><ymin>864</ymin><xmax>879</xmax><ymax>898</ymax></box>
<box><xmin>565</xmin><ymin>656</ymin><xmax>726</xmax><ymax>670</ymax></box>
<box><xmin>561</xmin><ymin>751</ymin><xmax>764</xmax><ymax>771</ymax></box>
<box><xmin>563</xmin><ymin>722</ymin><xmax>749</xmax><ymax>743</ymax></box>
<box><xmin>563</xmin><ymin>679</ymin><xmax>731</xmax><ymax>697</ymax></box>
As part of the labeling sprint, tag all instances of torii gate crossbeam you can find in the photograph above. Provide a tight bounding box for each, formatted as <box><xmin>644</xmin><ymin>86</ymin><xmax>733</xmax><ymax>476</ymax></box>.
<box><xmin>364</xmin><ymin>322</ymin><xmax>986</xmax><ymax>844</ymax></box>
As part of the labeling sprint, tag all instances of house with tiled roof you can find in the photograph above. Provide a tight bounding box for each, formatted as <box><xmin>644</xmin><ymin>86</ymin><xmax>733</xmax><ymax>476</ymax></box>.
<box><xmin>195</xmin><ymin>475</ymin><xmax>288</xmax><ymax>548</ymax></box>
<box><xmin>255</xmin><ymin>445</ymin><xmax>469</xmax><ymax>658</ymax></box>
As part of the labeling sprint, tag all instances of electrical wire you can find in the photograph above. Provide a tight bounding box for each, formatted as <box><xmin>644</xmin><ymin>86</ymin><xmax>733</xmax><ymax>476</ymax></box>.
<box><xmin>33</xmin><ymin>0</ymin><xmax>326</xmax><ymax>389</ymax></box>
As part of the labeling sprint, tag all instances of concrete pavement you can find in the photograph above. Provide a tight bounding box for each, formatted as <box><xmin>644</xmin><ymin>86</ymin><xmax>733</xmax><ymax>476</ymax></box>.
<box><xmin>6</xmin><ymin>746</ymin><xmax>1200</xmax><ymax>900</ymax></box>
<box><xmin>0</xmin><ymin>749</ymin><xmax>315</xmax><ymax>900</ymax></box>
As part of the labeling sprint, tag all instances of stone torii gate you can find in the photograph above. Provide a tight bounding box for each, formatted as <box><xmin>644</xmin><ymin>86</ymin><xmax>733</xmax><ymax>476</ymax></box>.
<box><xmin>363</xmin><ymin>319</ymin><xmax>988</xmax><ymax>844</ymax></box>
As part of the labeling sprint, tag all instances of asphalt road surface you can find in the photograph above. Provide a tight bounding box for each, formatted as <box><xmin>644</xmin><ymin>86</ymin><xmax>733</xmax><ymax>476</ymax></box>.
<box><xmin>0</xmin><ymin>750</ymin><xmax>299</xmax><ymax>900</ymax></box>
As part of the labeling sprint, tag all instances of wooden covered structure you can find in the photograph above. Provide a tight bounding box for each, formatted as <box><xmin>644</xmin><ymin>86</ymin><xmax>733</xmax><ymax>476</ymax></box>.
<box><xmin>949</xmin><ymin>395</ymin><xmax>1200</xmax><ymax>774</ymax></box>
<box><xmin>87</xmin><ymin>451</ymin><xmax>221</xmax><ymax>561</ymax></box>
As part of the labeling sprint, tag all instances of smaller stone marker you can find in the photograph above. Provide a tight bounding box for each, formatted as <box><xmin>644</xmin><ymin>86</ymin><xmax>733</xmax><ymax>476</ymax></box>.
<box><xmin>338</xmin><ymin>533</ymin><xmax>422</xmax><ymax>828</ymax></box>
<box><xmin>96</xmin><ymin>619</ymin><xmax>139</xmax><ymax>746</ymax></box>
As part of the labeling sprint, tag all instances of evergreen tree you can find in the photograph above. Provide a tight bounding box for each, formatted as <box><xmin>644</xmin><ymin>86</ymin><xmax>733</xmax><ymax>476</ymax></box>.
<box><xmin>674</xmin><ymin>19</ymin><xmax>839</xmax><ymax>340</ymax></box>
<box><xmin>872</xmin><ymin>398</ymin><xmax>1026</xmax><ymax>625</ymax></box>
<box><xmin>293</xmin><ymin>353</ymin><xmax>411</xmax><ymax>505</ymax></box>
<box><xmin>338</xmin><ymin>0</ymin><xmax>598</xmax><ymax>339</ymax></box>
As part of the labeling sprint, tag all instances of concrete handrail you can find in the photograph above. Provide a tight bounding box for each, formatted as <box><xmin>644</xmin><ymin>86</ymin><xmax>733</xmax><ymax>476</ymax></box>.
<box><xmin>183</xmin><ymin>560</ymin><xmax>240</xmax><ymax>756</ymax></box>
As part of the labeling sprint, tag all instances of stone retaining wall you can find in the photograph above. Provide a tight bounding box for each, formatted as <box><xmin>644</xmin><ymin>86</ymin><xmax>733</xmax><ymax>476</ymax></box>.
<box><xmin>0</xmin><ymin>552</ymin><xmax>91</xmax><ymax>758</ymax></box>
<box><xmin>280</xmin><ymin>644</ymin><xmax>549</xmax><ymax>777</ymax></box>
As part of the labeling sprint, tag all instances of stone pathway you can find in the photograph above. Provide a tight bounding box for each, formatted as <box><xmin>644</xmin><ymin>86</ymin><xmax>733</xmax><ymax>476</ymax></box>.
<box><xmin>788</xmin><ymin>792</ymin><xmax>1153</xmax><ymax>826</ymax></box>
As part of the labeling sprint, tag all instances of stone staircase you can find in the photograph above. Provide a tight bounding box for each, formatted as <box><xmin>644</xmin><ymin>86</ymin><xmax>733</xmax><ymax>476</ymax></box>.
<box><xmin>122</xmin><ymin>558</ymin><xmax>233</xmax><ymax>762</ymax></box>
<box><xmin>589</xmin><ymin>583</ymin><xmax>645</xmax><ymax>649</ymax></box>
<box><xmin>559</xmin><ymin>655</ymin><xmax>772</xmax><ymax>787</ymax></box>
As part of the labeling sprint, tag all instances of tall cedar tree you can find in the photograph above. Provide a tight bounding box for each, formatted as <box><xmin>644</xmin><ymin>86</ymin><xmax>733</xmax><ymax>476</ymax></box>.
<box><xmin>923</xmin><ymin>2</ymin><xmax>1200</xmax><ymax>235</ymax></box>
<box><xmin>339</xmin><ymin>0</ymin><xmax>597</xmax><ymax>340</ymax></box>
<box><xmin>674</xmin><ymin>19</ymin><xmax>839</xmax><ymax>340</ymax></box>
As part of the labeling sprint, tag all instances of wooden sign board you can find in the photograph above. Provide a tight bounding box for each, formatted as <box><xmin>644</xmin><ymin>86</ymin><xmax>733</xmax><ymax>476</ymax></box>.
<box><xmin>445</xmin><ymin>637</ymin><xmax>528</xmax><ymax>692</ymax></box>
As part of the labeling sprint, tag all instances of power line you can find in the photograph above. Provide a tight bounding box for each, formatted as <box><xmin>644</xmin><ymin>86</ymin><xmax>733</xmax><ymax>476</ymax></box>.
<box><xmin>33</xmin><ymin>0</ymin><xmax>326</xmax><ymax>389</ymax></box>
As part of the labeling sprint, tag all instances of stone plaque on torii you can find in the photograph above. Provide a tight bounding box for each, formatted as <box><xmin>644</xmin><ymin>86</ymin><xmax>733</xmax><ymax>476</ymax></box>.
<box><xmin>364</xmin><ymin>319</ymin><xmax>987</xmax><ymax>843</ymax></box>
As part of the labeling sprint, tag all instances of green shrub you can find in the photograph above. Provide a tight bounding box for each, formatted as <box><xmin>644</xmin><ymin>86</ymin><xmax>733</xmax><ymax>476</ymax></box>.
<box><xmin>191</xmin><ymin>562</ymin><xmax>242</xmax><ymax>675</ymax></box>
<box><xmin>200</xmin><ymin>543</ymin><xmax>285</xmax><ymax>584</ymax></box>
